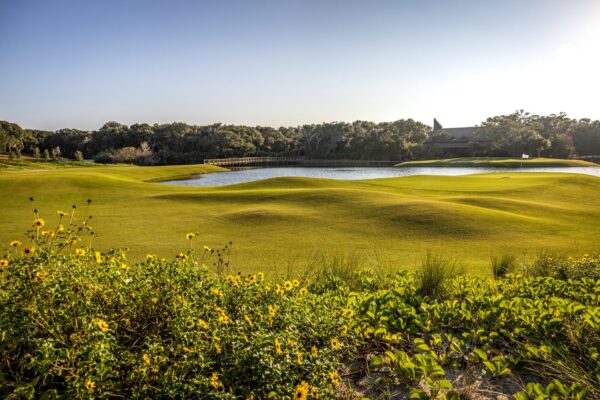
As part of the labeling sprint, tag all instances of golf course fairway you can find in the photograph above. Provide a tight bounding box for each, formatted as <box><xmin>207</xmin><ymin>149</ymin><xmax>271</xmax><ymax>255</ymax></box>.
<box><xmin>1</xmin><ymin>164</ymin><xmax>599</xmax><ymax>275</ymax></box>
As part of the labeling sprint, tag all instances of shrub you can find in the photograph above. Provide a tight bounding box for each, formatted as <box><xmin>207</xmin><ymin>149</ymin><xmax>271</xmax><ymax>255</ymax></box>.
<box><xmin>0</xmin><ymin>207</ymin><xmax>355</xmax><ymax>399</ymax></box>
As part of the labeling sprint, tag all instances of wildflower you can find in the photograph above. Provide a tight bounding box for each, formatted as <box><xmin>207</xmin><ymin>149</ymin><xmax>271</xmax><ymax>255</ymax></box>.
<box><xmin>57</xmin><ymin>210</ymin><xmax>66</xmax><ymax>217</ymax></box>
<box><xmin>210</xmin><ymin>372</ymin><xmax>220</xmax><ymax>390</ymax></box>
<box><xmin>120</xmin><ymin>263</ymin><xmax>129</xmax><ymax>270</ymax></box>
<box><xmin>341</xmin><ymin>325</ymin><xmax>349</xmax><ymax>335</ymax></box>
<box><xmin>22</xmin><ymin>247</ymin><xmax>36</xmax><ymax>256</ymax></box>
<box><xmin>342</xmin><ymin>308</ymin><xmax>354</xmax><ymax>317</ymax></box>
<box><xmin>328</xmin><ymin>371</ymin><xmax>341</xmax><ymax>386</ymax></box>
<box><xmin>85</xmin><ymin>379</ymin><xmax>95</xmax><ymax>392</ymax></box>
<box><xmin>35</xmin><ymin>271</ymin><xmax>48</xmax><ymax>280</ymax></box>
<box><xmin>331</xmin><ymin>338</ymin><xmax>341</xmax><ymax>350</ymax></box>
<box><xmin>186</xmin><ymin>232</ymin><xmax>195</xmax><ymax>240</ymax></box>
<box><xmin>218</xmin><ymin>314</ymin><xmax>232</xmax><ymax>324</ymax></box>
<box><xmin>284</xmin><ymin>280</ymin><xmax>293</xmax><ymax>291</ymax></box>
<box><xmin>146</xmin><ymin>254</ymin><xmax>156</xmax><ymax>260</ymax></box>
<box><xmin>33</xmin><ymin>218</ymin><xmax>45</xmax><ymax>228</ymax></box>
<box><xmin>10</xmin><ymin>240</ymin><xmax>21</xmax><ymax>247</ymax></box>
<box><xmin>311</xmin><ymin>346</ymin><xmax>318</xmax><ymax>357</ymax></box>
<box><xmin>143</xmin><ymin>354</ymin><xmax>151</xmax><ymax>364</ymax></box>
<box><xmin>66</xmin><ymin>238</ymin><xmax>77</xmax><ymax>245</ymax></box>
<box><xmin>294</xmin><ymin>381</ymin><xmax>309</xmax><ymax>400</ymax></box>
<box><xmin>212</xmin><ymin>288</ymin><xmax>224</xmax><ymax>297</ymax></box>
<box><xmin>292</xmin><ymin>279</ymin><xmax>300</xmax><ymax>287</ymax></box>
<box><xmin>257</xmin><ymin>272</ymin><xmax>264</xmax><ymax>281</ymax></box>
<box><xmin>214</xmin><ymin>341</ymin><xmax>222</xmax><ymax>354</ymax></box>
<box><xmin>203</xmin><ymin>245</ymin><xmax>211</xmax><ymax>251</ymax></box>
<box><xmin>299</xmin><ymin>287</ymin><xmax>308</xmax><ymax>296</ymax></box>
<box><xmin>58</xmin><ymin>224</ymin><xmax>64</xmax><ymax>232</ymax></box>
<box><xmin>275</xmin><ymin>284</ymin><xmax>285</xmax><ymax>295</ymax></box>
<box><xmin>268</xmin><ymin>305</ymin><xmax>278</xmax><ymax>317</ymax></box>
<box><xmin>95</xmin><ymin>251</ymin><xmax>103</xmax><ymax>263</ymax></box>
<box><xmin>176</xmin><ymin>252</ymin><xmax>188</xmax><ymax>260</ymax></box>
<box><xmin>75</xmin><ymin>248</ymin><xmax>86</xmax><ymax>257</ymax></box>
<box><xmin>95</xmin><ymin>319</ymin><xmax>109</xmax><ymax>332</ymax></box>
<box><xmin>309</xmin><ymin>386</ymin><xmax>318</xmax><ymax>398</ymax></box>
<box><xmin>198</xmin><ymin>319</ymin><xmax>209</xmax><ymax>329</ymax></box>
<box><xmin>244</xmin><ymin>315</ymin><xmax>253</xmax><ymax>326</ymax></box>
<box><xmin>296</xmin><ymin>350</ymin><xmax>303</xmax><ymax>365</ymax></box>
<box><xmin>274</xmin><ymin>338</ymin><xmax>283</xmax><ymax>355</ymax></box>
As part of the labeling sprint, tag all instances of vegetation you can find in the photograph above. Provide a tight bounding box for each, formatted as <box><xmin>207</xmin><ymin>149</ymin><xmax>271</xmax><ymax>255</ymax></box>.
<box><xmin>1</xmin><ymin>165</ymin><xmax>600</xmax><ymax>272</ymax></box>
<box><xmin>2</xmin><ymin>110</ymin><xmax>600</xmax><ymax>165</ymax></box>
<box><xmin>1</xmin><ymin>210</ymin><xmax>598</xmax><ymax>399</ymax></box>
<box><xmin>395</xmin><ymin>157</ymin><xmax>598</xmax><ymax>168</ymax></box>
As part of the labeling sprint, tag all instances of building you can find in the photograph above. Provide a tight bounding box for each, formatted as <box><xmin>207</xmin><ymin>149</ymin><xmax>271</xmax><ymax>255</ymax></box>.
<box><xmin>429</xmin><ymin>118</ymin><xmax>482</xmax><ymax>156</ymax></box>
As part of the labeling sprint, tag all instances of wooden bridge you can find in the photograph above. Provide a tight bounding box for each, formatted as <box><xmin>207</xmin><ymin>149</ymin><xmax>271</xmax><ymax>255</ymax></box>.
<box><xmin>203</xmin><ymin>157</ymin><xmax>398</xmax><ymax>167</ymax></box>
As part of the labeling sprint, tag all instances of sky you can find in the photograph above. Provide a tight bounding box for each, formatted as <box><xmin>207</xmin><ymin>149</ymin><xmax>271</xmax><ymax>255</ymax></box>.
<box><xmin>1</xmin><ymin>0</ymin><xmax>600</xmax><ymax>131</ymax></box>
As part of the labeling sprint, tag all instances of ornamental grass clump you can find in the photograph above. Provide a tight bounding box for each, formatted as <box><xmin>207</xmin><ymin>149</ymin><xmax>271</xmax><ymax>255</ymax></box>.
<box><xmin>0</xmin><ymin>202</ymin><xmax>356</xmax><ymax>399</ymax></box>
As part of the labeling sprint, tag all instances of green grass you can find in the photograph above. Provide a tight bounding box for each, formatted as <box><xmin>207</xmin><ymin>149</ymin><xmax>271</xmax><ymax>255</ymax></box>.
<box><xmin>1</xmin><ymin>163</ymin><xmax>600</xmax><ymax>274</ymax></box>
<box><xmin>395</xmin><ymin>157</ymin><xmax>598</xmax><ymax>167</ymax></box>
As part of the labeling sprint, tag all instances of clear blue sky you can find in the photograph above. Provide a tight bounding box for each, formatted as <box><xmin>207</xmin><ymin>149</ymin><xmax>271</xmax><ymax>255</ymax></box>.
<box><xmin>1</xmin><ymin>0</ymin><xmax>599</xmax><ymax>130</ymax></box>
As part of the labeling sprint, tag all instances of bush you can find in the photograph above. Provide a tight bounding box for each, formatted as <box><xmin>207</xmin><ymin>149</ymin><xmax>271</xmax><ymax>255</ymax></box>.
<box><xmin>0</xmin><ymin>208</ymin><xmax>355</xmax><ymax>399</ymax></box>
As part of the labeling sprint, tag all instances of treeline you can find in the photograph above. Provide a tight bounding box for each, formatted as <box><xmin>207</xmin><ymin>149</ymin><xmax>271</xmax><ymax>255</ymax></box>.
<box><xmin>1</xmin><ymin>111</ymin><xmax>600</xmax><ymax>165</ymax></box>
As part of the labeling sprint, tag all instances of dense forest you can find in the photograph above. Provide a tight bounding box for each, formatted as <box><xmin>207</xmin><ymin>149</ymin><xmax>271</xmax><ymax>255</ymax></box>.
<box><xmin>1</xmin><ymin>111</ymin><xmax>600</xmax><ymax>165</ymax></box>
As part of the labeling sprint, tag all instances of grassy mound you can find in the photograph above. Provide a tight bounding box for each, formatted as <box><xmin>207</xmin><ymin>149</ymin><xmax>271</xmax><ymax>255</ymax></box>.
<box><xmin>395</xmin><ymin>157</ymin><xmax>598</xmax><ymax>168</ymax></box>
<box><xmin>1</xmin><ymin>165</ymin><xmax>600</xmax><ymax>273</ymax></box>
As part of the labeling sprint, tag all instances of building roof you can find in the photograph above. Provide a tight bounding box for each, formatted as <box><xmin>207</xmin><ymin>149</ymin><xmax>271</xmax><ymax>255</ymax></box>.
<box><xmin>440</xmin><ymin>126</ymin><xmax>479</xmax><ymax>140</ymax></box>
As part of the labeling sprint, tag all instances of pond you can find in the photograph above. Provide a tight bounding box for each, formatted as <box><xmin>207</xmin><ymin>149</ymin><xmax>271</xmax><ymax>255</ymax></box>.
<box><xmin>161</xmin><ymin>166</ymin><xmax>600</xmax><ymax>187</ymax></box>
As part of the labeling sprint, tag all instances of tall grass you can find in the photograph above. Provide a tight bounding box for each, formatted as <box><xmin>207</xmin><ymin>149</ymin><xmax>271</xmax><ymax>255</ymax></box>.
<box><xmin>491</xmin><ymin>253</ymin><xmax>518</xmax><ymax>278</ymax></box>
<box><xmin>416</xmin><ymin>252</ymin><xmax>463</xmax><ymax>299</ymax></box>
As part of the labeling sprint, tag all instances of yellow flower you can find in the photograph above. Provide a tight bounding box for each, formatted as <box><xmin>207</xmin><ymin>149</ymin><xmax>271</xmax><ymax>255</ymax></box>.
<box><xmin>274</xmin><ymin>338</ymin><xmax>283</xmax><ymax>355</ymax></box>
<box><xmin>146</xmin><ymin>254</ymin><xmax>156</xmax><ymax>260</ymax></box>
<box><xmin>311</xmin><ymin>346</ymin><xmax>318</xmax><ymax>357</ymax></box>
<box><xmin>284</xmin><ymin>280</ymin><xmax>293</xmax><ymax>291</ymax></box>
<box><xmin>57</xmin><ymin>210</ymin><xmax>66</xmax><ymax>217</ymax></box>
<box><xmin>331</xmin><ymin>338</ymin><xmax>341</xmax><ymax>350</ymax></box>
<box><xmin>0</xmin><ymin>259</ymin><xmax>8</xmax><ymax>268</ymax></box>
<box><xmin>75</xmin><ymin>248</ymin><xmax>86</xmax><ymax>257</ymax></box>
<box><xmin>214</xmin><ymin>341</ymin><xmax>222</xmax><ymax>354</ymax></box>
<box><xmin>22</xmin><ymin>247</ymin><xmax>36</xmax><ymax>256</ymax></box>
<box><xmin>198</xmin><ymin>319</ymin><xmax>209</xmax><ymax>329</ymax></box>
<box><xmin>66</xmin><ymin>238</ymin><xmax>77</xmax><ymax>245</ymax></box>
<box><xmin>212</xmin><ymin>288</ymin><xmax>224</xmax><ymax>297</ymax></box>
<box><xmin>35</xmin><ymin>271</ymin><xmax>47</xmax><ymax>280</ymax></box>
<box><xmin>85</xmin><ymin>379</ymin><xmax>95</xmax><ymax>392</ymax></box>
<box><xmin>341</xmin><ymin>325</ymin><xmax>349</xmax><ymax>335</ymax></box>
<box><xmin>296</xmin><ymin>351</ymin><xmax>303</xmax><ymax>365</ymax></box>
<box><xmin>292</xmin><ymin>279</ymin><xmax>300</xmax><ymax>287</ymax></box>
<box><xmin>342</xmin><ymin>308</ymin><xmax>354</xmax><ymax>317</ymax></box>
<box><xmin>294</xmin><ymin>381</ymin><xmax>309</xmax><ymax>400</ymax></box>
<box><xmin>203</xmin><ymin>245</ymin><xmax>211</xmax><ymax>252</ymax></box>
<box><xmin>120</xmin><ymin>263</ymin><xmax>129</xmax><ymax>270</ymax></box>
<box><xmin>309</xmin><ymin>386</ymin><xmax>318</xmax><ymax>398</ymax></box>
<box><xmin>58</xmin><ymin>224</ymin><xmax>64</xmax><ymax>232</ymax></box>
<box><xmin>186</xmin><ymin>232</ymin><xmax>195</xmax><ymax>240</ymax></box>
<box><xmin>299</xmin><ymin>287</ymin><xmax>308</xmax><ymax>296</ymax></box>
<box><xmin>275</xmin><ymin>284</ymin><xmax>285</xmax><ymax>295</ymax></box>
<box><xmin>96</xmin><ymin>319</ymin><xmax>109</xmax><ymax>332</ymax></box>
<box><xmin>268</xmin><ymin>305</ymin><xmax>278</xmax><ymax>317</ymax></box>
<box><xmin>143</xmin><ymin>354</ymin><xmax>151</xmax><ymax>364</ymax></box>
<box><xmin>33</xmin><ymin>218</ymin><xmax>45</xmax><ymax>228</ymax></box>
<box><xmin>257</xmin><ymin>272</ymin><xmax>264</xmax><ymax>281</ymax></box>
<box><xmin>10</xmin><ymin>240</ymin><xmax>21</xmax><ymax>247</ymax></box>
<box><xmin>95</xmin><ymin>251</ymin><xmax>103</xmax><ymax>263</ymax></box>
<box><xmin>328</xmin><ymin>371</ymin><xmax>341</xmax><ymax>386</ymax></box>
<box><xmin>244</xmin><ymin>315</ymin><xmax>253</xmax><ymax>326</ymax></box>
<box><xmin>210</xmin><ymin>372</ymin><xmax>220</xmax><ymax>390</ymax></box>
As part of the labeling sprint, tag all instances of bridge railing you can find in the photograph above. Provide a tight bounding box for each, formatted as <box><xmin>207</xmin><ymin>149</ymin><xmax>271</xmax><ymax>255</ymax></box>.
<box><xmin>203</xmin><ymin>157</ymin><xmax>399</xmax><ymax>167</ymax></box>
